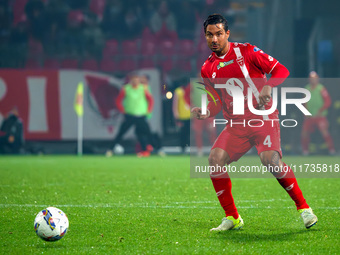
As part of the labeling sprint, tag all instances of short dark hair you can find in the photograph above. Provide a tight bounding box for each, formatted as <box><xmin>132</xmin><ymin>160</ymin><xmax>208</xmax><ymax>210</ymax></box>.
<box><xmin>203</xmin><ymin>14</ymin><xmax>228</xmax><ymax>33</ymax></box>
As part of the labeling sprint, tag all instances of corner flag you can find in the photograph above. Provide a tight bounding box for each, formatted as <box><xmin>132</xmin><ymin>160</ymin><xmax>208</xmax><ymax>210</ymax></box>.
<box><xmin>74</xmin><ymin>82</ymin><xmax>84</xmax><ymax>156</ymax></box>
<box><xmin>74</xmin><ymin>82</ymin><xmax>84</xmax><ymax>116</ymax></box>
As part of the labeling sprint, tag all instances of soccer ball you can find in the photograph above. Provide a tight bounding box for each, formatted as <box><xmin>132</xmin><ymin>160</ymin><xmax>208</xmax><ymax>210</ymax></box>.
<box><xmin>113</xmin><ymin>144</ymin><xmax>124</xmax><ymax>155</ymax></box>
<box><xmin>34</xmin><ymin>207</ymin><xmax>69</xmax><ymax>241</ymax></box>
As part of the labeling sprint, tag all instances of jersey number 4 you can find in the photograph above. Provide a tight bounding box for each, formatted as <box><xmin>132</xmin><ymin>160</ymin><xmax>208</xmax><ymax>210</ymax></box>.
<box><xmin>263</xmin><ymin>135</ymin><xmax>272</xmax><ymax>147</ymax></box>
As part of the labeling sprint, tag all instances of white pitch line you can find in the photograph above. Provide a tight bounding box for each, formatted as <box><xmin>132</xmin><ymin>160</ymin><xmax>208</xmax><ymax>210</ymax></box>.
<box><xmin>0</xmin><ymin>204</ymin><xmax>339</xmax><ymax>210</ymax></box>
<box><xmin>0</xmin><ymin>204</ymin><xmax>276</xmax><ymax>209</ymax></box>
<box><xmin>174</xmin><ymin>199</ymin><xmax>291</xmax><ymax>204</ymax></box>
<box><xmin>0</xmin><ymin>199</ymin><xmax>292</xmax><ymax>209</ymax></box>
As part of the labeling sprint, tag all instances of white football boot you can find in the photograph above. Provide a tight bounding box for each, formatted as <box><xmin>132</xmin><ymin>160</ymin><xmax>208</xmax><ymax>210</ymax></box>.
<box><xmin>210</xmin><ymin>215</ymin><xmax>244</xmax><ymax>232</ymax></box>
<box><xmin>298</xmin><ymin>208</ymin><xmax>318</xmax><ymax>229</ymax></box>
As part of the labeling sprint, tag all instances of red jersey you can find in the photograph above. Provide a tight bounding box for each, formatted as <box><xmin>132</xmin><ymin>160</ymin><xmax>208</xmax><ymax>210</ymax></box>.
<box><xmin>201</xmin><ymin>42</ymin><xmax>280</xmax><ymax>121</ymax></box>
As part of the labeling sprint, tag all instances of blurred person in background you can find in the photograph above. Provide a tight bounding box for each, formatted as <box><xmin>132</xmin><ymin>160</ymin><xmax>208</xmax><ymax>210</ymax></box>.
<box><xmin>102</xmin><ymin>0</ymin><xmax>144</xmax><ymax>40</ymax></box>
<box><xmin>9</xmin><ymin>20</ymin><xmax>28</xmax><ymax>65</ymax></box>
<box><xmin>83</xmin><ymin>13</ymin><xmax>105</xmax><ymax>57</ymax></box>
<box><xmin>301</xmin><ymin>71</ymin><xmax>335</xmax><ymax>155</ymax></box>
<box><xmin>173</xmin><ymin>79</ymin><xmax>190</xmax><ymax>153</ymax></box>
<box><xmin>68</xmin><ymin>0</ymin><xmax>88</xmax><ymax>9</ymax></box>
<box><xmin>191</xmin><ymin>74</ymin><xmax>216</xmax><ymax>156</ymax></box>
<box><xmin>43</xmin><ymin>3</ymin><xmax>68</xmax><ymax>57</ymax></box>
<box><xmin>41</xmin><ymin>0</ymin><xmax>68</xmax><ymax>56</ymax></box>
<box><xmin>25</xmin><ymin>0</ymin><xmax>46</xmax><ymax>42</ymax></box>
<box><xmin>176</xmin><ymin>1</ymin><xmax>196</xmax><ymax>39</ymax></box>
<box><xmin>150</xmin><ymin>1</ymin><xmax>177</xmax><ymax>39</ymax></box>
<box><xmin>0</xmin><ymin>108</ymin><xmax>24</xmax><ymax>154</ymax></box>
<box><xmin>10</xmin><ymin>21</ymin><xmax>28</xmax><ymax>45</ymax></box>
<box><xmin>140</xmin><ymin>0</ymin><xmax>156</xmax><ymax>28</ymax></box>
<box><xmin>0</xmin><ymin>1</ymin><xmax>12</xmax><ymax>43</ymax></box>
<box><xmin>123</xmin><ymin>4</ymin><xmax>143</xmax><ymax>40</ymax></box>
<box><xmin>62</xmin><ymin>8</ymin><xmax>86</xmax><ymax>56</ymax></box>
<box><xmin>101</xmin><ymin>0</ymin><xmax>125</xmax><ymax>40</ymax></box>
<box><xmin>107</xmin><ymin>73</ymin><xmax>154</xmax><ymax>157</ymax></box>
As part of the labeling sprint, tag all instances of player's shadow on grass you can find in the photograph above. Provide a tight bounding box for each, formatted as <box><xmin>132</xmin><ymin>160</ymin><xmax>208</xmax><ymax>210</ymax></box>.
<box><xmin>210</xmin><ymin>228</ymin><xmax>319</xmax><ymax>243</ymax></box>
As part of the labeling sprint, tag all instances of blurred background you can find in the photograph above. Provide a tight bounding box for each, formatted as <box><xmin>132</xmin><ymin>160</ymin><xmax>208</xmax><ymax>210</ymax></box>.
<box><xmin>0</xmin><ymin>0</ymin><xmax>339</xmax><ymax>155</ymax></box>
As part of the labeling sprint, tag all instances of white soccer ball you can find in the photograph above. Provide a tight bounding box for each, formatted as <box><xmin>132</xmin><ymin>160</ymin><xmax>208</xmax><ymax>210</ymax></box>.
<box><xmin>34</xmin><ymin>207</ymin><xmax>69</xmax><ymax>241</ymax></box>
<box><xmin>113</xmin><ymin>144</ymin><xmax>124</xmax><ymax>155</ymax></box>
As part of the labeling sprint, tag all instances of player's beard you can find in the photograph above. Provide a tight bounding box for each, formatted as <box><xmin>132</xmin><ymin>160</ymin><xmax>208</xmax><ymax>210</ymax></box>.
<box><xmin>210</xmin><ymin>41</ymin><xmax>227</xmax><ymax>56</ymax></box>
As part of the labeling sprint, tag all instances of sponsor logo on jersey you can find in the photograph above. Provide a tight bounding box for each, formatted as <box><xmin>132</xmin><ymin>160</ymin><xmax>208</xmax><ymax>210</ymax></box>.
<box><xmin>212</xmin><ymin>72</ymin><xmax>216</xmax><ymax>78</ymax></box>
<box><xmin>268</xmin><ymin>56</ymin><xmax>274</xmax><ymax>61</ymax></box>
<box><xmin>217</xmin><ymin>60</ymin><xmax>234</xmax><ymax>70</ymax></box>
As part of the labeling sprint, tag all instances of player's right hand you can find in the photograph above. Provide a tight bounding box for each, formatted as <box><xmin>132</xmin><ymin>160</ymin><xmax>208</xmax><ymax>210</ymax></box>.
<box><xmin>259</xmin><ymin>85</ymin><xmax>272</xmax><ymax>106</ymax></box>
<box><xmin>191</xmin><ymin>107</ymin><xmax>210</xmax><ymax>120</ymax></box>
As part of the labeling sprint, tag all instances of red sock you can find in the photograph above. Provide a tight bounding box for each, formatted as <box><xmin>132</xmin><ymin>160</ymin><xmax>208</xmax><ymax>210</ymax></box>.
<box><xmin>274</xmin><ymin>163</ymin><xmax>309</xmax><ymax>210</ymax></box>
<box><xmin>210</xmin><ymin>171</ymin><xmax>239</xmax><ymax>219</ymax></box>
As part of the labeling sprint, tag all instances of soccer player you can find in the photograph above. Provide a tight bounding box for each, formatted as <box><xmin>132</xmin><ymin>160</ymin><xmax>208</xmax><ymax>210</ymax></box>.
<box><xmin>191</xmin><ymin>14</ymin><xmax>317</xmax><ymax>231</ymax></box>
<box><xmin>109</xmin><ymin>73</ymin><xmax>154</xmax><ymax>157</ymax></box>
<box><xmin>301</xmin><ymin>71</ymin><xmax>335</xmax><ymax>155</ymax></box>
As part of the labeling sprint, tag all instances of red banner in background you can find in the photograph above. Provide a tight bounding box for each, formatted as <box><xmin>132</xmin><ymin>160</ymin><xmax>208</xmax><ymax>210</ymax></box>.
<box><xmin>0</xmin><ymin>69</ymin><xmax>162</xmax><ymax>141</ymax></box>
<box><xmin>0</xmin><ymin>70</ymin><xmax>61</xmax><ymax>140</ymax></box>
<box><xmin>85</xmin><ymin>75</ymin><xmax>120</xmax><ymax>120</ymax></box>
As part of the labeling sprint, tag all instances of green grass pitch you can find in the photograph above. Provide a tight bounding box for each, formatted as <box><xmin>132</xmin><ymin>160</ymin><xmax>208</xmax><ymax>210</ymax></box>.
<box><xmin>0</xmin><ymin>155</ymin><xmax>339</xmax><ymax>254</ymax></box>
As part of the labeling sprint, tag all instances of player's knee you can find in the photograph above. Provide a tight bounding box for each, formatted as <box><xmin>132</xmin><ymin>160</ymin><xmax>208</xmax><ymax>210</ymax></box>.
<box><xmin>260</xmin><ymin>150</ymin><xmax>279</xmax><ymax>167</ymax></box>
<box><xmin>208</xmin><ymin>150</ymin><xmax>228</xmax><ymax>166</ymax></box>
<box><xmin>208</xmin><ymin>153</ymin><xmax>221</xmax><ymax>166</ymax></box>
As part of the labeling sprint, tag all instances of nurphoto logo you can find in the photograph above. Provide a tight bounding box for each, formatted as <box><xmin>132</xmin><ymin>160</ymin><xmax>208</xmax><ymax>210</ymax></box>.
<box><xmin>200</xmin><ymin>78</ymin><xmax>312</xmax><ymax>127</ymax></box>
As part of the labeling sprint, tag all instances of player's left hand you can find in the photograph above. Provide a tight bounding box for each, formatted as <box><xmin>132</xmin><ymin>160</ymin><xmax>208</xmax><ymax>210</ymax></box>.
<box><xmin>259</xmin><ymin>85</ymin><xmax>272</xmax><ymax>107</ymax></box>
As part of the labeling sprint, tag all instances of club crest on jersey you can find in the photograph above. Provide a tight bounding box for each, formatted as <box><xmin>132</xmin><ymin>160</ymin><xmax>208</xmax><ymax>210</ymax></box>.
<box><xmin>217</xmin><ymin>60</ymin><xmax>234</xmax><ymax>70</ymax></box>
<box><xmin>236</xmin><ymin>56</ymin><xmax>244</xmax><ymax>67</ymax></box>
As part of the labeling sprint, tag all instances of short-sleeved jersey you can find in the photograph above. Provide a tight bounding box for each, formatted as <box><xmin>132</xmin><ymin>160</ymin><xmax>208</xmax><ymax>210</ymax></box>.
<box><xmin>201</xmin><ymin>42</ymin><xmax>280</xmax><ymax>122</ymax></box>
